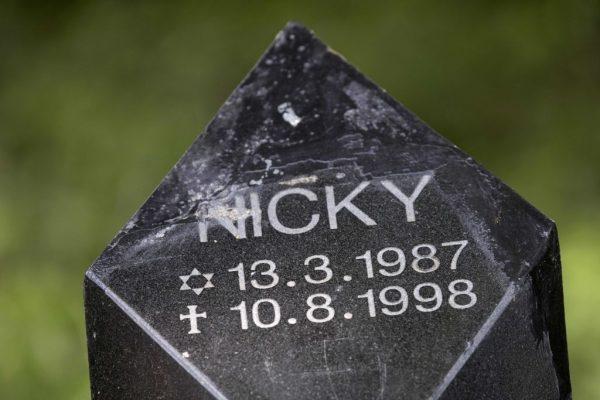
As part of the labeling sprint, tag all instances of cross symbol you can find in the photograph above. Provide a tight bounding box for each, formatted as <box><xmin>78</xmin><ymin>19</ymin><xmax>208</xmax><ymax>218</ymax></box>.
<box><xmin>179</xmin><ymin>268</ymin><xmax>215</xmax><ymax>296</ymax></box>
<box><xmin>179</xmin><ymin>305</ymin><xmax>207</xmax><ymax>334</ymax></box>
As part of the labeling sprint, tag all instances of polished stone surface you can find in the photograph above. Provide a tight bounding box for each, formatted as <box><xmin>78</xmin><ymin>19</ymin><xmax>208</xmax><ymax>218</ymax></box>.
<box><xmin>85</xmin><ymin>22</ymin><xmax>571</xmax><ymax>400</ymax></box>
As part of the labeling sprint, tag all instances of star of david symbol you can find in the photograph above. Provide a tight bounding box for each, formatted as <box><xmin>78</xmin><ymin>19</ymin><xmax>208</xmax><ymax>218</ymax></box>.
<box><xmin>179</xmin><ymin>268</ymin><xmax>215</xmax><ymax>296</ymax></box>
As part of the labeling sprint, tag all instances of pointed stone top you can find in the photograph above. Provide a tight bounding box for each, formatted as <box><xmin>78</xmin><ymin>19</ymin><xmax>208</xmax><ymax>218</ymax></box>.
<box><xmin>110</xmin><ymin>22</ymin><xmax>454</xmax><ymax>233</ymax></box>
<box><xmin>85</xmin><ymin>23</ymin><xmax>570</xmax><ymax>400</ymax></box>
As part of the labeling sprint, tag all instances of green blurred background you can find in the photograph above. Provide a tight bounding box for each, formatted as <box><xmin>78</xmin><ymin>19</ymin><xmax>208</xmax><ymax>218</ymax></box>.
<box><xmin>1</xmin><ymin>1</ymin><xmax>598</xmax><ymax>398</ymax></box>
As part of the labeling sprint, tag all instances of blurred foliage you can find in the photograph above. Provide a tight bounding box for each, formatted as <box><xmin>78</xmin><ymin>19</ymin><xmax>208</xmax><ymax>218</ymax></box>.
<box><xmin>0</xmin><ymin>1</ymin><xmax>599</xmax><ymax>398</ymax></box>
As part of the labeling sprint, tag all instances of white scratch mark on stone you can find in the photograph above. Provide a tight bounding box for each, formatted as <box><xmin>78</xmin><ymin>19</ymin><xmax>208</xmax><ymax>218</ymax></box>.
<box><xmin>377</xmin><ymin>355</ymin><xmax>387</xmax><ymax>400</ymax></box>
<box><xmin>209</xmin><ymin>205</ymin><xmax>252</xmax><ymax>220</ymax></box>
<box><xmin>277</xmin><ymin>102</ymin><xmax>302</xmax><ymax>127</ymax></box>
<box><xmin>264</xmin><ymin>359</ymin><xmax>276</xmax><ymax>383</ymax></box>
<box><xmin>279</xmin><ymin>175</ymin><xmax>318</xmax><ymax>186</ymax></box>
<box><xmin>155</xmin><ymin>225</ymin><xmax>175</xmax><ymax>238</ymax></box>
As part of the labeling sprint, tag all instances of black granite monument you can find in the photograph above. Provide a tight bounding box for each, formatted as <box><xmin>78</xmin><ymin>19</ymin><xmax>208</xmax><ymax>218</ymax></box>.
<box><xmin>84</xmin><ymin>23</ymin><xmax>571</xmax><ymax>399</ymax></box>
